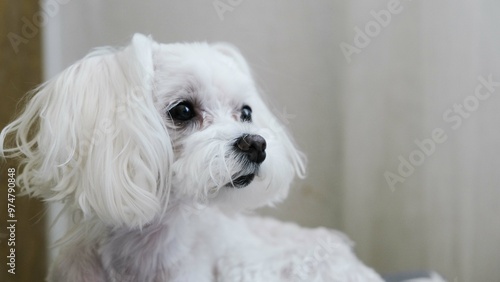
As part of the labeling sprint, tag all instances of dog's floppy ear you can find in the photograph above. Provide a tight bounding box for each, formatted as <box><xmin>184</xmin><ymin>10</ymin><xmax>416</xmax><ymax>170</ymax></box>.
<box><xmin>0</xmin><ymin>34</ymin><xmax>172</xmax><ymax>228</ymax></box>
<box><xmin>212</xmin><ymin>43</ymin><xmax>307</xmax><ymax>181</ymax></box>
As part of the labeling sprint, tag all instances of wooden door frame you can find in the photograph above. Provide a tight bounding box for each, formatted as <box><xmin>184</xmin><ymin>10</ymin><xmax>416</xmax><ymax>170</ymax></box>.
<box><xmin>1</xmin><ymin>1</ymin><xmax>47</xmax><ymax>281</ymax></box>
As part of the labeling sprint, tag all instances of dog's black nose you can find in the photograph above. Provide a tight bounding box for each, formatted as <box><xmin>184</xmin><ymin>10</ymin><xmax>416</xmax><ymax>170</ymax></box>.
<box><xmin>234</xmin><ymin>134</ymin><xmax>267</xmax><ymax>164</ymax></box>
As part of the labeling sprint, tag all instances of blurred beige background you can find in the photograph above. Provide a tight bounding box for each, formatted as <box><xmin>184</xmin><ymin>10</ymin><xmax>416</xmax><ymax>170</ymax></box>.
<box><xmin>7</xmin><ymin>0</ymin><xmax>500</xmax><ymax>281</ymax></box>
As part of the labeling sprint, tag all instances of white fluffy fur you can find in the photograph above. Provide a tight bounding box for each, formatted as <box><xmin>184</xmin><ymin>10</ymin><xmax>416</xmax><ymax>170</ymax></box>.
<box><xmin>1</xmin><ymin>34</ymin><xmax>390</xmax><ymax>281</ymax></box>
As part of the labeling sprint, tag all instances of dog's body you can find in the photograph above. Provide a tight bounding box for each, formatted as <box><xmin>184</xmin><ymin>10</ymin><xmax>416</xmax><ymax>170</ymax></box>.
<box><xmin>52</xmin><ymin>206</ymin><xmax>382</xmax><ymax>281</ymax></box>
<box><xmin>1</xmin><ymin>34</ymin><xmax>383</xmax><ymax>281</ymax></box>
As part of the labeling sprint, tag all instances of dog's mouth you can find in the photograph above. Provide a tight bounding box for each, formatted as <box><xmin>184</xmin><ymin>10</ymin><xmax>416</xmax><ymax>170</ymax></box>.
<box><xmin>225</xmin><ymin>173</ymin><xmax>255</xmax><ymax>188</ymax></box>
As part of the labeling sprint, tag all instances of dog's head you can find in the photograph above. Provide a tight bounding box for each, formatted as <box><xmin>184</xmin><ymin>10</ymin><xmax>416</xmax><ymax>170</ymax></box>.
<box><xmin>0</xmin><ymin>34</ymin><xmax>306</xmax><ymax>228</ymax></box>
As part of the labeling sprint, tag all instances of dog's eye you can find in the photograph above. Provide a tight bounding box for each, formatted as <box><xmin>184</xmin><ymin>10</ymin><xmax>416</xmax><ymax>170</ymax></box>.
<box><xmin>241</xmin><ymin>105</ymin><xmax>252</xmax><ymax>122</ymax></box>
<box><xmin>168</xmin><ymin>102</ymin><xmax>195</xmax><ymax>121</ymax></box>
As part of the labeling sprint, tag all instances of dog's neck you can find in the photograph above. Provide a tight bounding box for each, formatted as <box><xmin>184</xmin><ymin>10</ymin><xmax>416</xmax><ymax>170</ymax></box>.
<box><xmin>95</xmin><ymin>202</ymin><xmax>241</xmax><ymax>279</ymax></box>
<box><xmin>54</xmin><ymin>197</ymin><xmax>253</xmax><ymax>281</ymax></box>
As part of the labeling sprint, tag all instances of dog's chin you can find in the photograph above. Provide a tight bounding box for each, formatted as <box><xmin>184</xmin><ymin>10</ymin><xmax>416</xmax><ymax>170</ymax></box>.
<box><xmin>225</xmin><ymin>173</ymin><xmax>255</xmax><ymax>188</ymax></box>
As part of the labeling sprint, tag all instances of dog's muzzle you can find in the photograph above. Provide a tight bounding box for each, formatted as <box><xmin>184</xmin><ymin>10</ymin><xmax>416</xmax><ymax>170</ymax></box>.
<box><xmin>225</xmin><ymin>134</ymin><xmax>266</xmax><ymax>188</ymax></box>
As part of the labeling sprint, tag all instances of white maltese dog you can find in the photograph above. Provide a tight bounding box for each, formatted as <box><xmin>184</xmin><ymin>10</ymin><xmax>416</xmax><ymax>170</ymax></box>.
<box><xmin>1</xmin><ymin>34</ymin><xmax>392</xmax><ymax>281</ymax></box>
